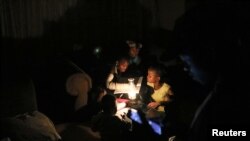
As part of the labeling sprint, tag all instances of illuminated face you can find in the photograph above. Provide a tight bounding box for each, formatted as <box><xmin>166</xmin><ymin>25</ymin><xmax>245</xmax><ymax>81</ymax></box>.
<box><xmin>147</xmin><ymin>70</ymin><xmax>159</xmax><ymax>83</ymax></box>
<box><xmin>118</xmin><ymin>61</ymin><xmax>129</xmax><ymax>72</ymax></box>
<box><xmin>180</xmin><ymin>54</ymin><xmax>208</xmax><ymax>85</ymax></box>
<box><xmin>129</xmin><ymin>47</ymin><xmax>139</xmax><ymax>58</ymax></box>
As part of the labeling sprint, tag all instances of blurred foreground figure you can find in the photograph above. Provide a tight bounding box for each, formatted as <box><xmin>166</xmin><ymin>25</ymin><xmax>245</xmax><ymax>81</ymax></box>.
<box><xmin>173</xmin><ymin>1</ymin><xmax>249</xmax><ymax>141</ymax></box>
<box><xmin>91</xmin><ymin>94</ymin><xmax>131</xmax><ymax>141</ymax></box>
<box><xmin>66</xmin><ymin>72</ymin><xmax>92</xmax><ymax>111</ymax></box>
<box><xmin>0</xmin><ymin>68</ymin><xmax>60</xmax><ymax>141</ymax></box>
<box><xmin>0</xmin><ymin>111</ymin><xmax>61</xmax><ymax>141</ymax></box>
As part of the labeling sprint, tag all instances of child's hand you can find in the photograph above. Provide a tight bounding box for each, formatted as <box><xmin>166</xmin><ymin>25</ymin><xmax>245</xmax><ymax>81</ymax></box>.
<box><xmin>121</xmin><ymin>112</ymin><xmax>132</xmax><ymax>123</ymax></box>
<box><xmin>147</xmin><ymin>102</ymin><xmax>160</xmax><ymax>109</ymax></box>
<box><xmin>121</xmin><ymin>112</ymin><xmax>126</xmax><ymax>119</ymax></box>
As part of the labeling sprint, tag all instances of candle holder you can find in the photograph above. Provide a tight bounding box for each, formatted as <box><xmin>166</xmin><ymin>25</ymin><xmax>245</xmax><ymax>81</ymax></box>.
<box><xmin>128</xmin><ymin>78</ymin><xmax>136</xmax><ymax>100</ymax></box>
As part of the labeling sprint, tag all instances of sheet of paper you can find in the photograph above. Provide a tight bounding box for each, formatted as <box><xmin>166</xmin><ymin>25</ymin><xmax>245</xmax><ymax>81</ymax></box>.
<box><xmin>114</xmin><ymin>77</ymin><xmax>143</xmax><ymax>94</ymax></box>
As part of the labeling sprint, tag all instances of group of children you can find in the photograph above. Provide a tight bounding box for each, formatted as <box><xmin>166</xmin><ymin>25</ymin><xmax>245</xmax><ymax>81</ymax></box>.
<box><xmin>91</xmin><ymin>40</ymin><xmax>174</xmax><ymax>140</ymax></box>
<box><xmin>105</xmin><ymin>40</ymin><xmax>174</xmax><ymax>113</ymax></box>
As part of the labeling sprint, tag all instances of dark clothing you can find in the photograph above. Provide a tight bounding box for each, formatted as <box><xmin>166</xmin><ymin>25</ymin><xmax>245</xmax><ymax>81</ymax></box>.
<box><xmin>92</xmin><ymin>113</ymin><xmax>131</xmax><ymax>141</ymax></box>
<box><xmin>71</xmin><ymin>102</ymin><xmax>101</xmax><ymax>123</ymax></box>
<box><xmin>139</xmin><ymin>84</ymin><xmax>154</xmax><ymax>105</ymax></box>
<box><xmin>126</xmin><ymin>56</ymin><xmax>145</xmax><ymax>77</ymax></box>
<box><xmin>184</xmin><ymin>80</ymin><xmax>249</xmax><ymax>141</ymax></box>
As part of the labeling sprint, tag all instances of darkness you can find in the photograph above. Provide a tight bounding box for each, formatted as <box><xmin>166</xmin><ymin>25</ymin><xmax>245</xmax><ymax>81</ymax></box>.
<box><xmin>1</xmin><ymin>0</ymin><xmax>250</xmax><ymax>141</ymax></box>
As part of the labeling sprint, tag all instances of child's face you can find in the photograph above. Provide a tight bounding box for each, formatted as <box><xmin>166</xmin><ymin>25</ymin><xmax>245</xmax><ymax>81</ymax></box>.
<box><xmin>147</xmin><ymin>70</ymin><xmax>160</xmax><ymax>83</ymax></box>
<box><xmin>129</xmin><ymin>47</ymin><xmax>139</xmax><ymax>58</ymax></box>
<box><xmin>118</xmin><ymin>61</ymin><xmax>129</xmax><ymax>72</ymax></box>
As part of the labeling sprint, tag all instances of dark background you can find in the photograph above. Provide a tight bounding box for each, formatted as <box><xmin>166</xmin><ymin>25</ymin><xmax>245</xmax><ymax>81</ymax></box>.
<box><xmin>1</xmin><ymin>0</ymin><xmax>249</xmax><ymax>129</ymax></box>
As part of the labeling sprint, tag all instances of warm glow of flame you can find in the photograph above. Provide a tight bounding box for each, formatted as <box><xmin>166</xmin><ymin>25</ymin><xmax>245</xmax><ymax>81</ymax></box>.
<box><xmin>128</xmin><ymin>90</ymin><xmax>136</xmax><ymax>100</ymax></box>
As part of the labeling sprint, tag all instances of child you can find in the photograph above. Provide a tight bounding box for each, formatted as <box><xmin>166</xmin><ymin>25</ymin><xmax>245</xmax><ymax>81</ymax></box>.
<box><xmin>146</xmin><ymin>65</ymin><xmax>174</xmax><ymax>112</ymax></box>
<box><xmin>106</xmin><ymin>57</ymin><xmax>130</xmax><ymax>91</ymax></box>
<box><xmin>91</xmin><ymin>94</ymin><xmax>131</xmax><ymax>141</ymax></box>
<box><xmin>126</xmin><ymin>40</ymin><xmax>144</xmax><ymax>77</ymax></box>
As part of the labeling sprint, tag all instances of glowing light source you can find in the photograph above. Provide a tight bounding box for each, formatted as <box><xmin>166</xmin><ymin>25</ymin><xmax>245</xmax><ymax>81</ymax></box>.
<box><xmin>128</xmin><ymin>78</ymin><xmax>136</xmax><ymax>100</ymax></box>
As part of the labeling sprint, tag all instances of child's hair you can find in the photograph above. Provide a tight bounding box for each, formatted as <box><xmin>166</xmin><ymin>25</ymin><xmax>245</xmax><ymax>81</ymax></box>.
<box><xmin>117</xmin><ymin>56</ymin><xmax>129</xmax><ymax>65</ymax></box>
<box><xmin>148</xmin><ymin>64</ymin><xmax>166</xmax><ymax>84</ymax></box>
<box><xmin>126</xmin><ymin>40</ymin><xmax>143</xmax><ymax>49</ymax></box>
<box><xmin>101</xmin><ymin>94</ymin><xmax>117</xmax><ymax>114</ymax></box>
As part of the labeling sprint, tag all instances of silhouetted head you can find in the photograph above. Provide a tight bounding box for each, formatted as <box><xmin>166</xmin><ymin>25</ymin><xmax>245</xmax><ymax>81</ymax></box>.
<box><xmin>101</xmin><ymin>94</ymin><xmax>117</xmax><ymax>115</ymax></box>
<box><xmin>175</xmin><ymin>3</ymin><xmax>247</xmax><ymax>86</ymax></box>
